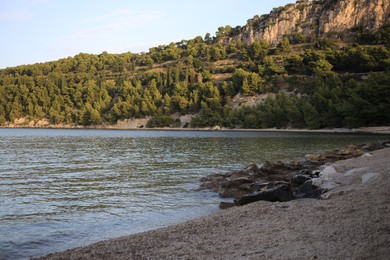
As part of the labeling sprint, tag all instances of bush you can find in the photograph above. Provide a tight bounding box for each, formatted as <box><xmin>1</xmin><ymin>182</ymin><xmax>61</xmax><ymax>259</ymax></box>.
<box><xmin>146</xmin><ymin>114</ymin><xmax>174</xmax><ymax>128</ymax></box>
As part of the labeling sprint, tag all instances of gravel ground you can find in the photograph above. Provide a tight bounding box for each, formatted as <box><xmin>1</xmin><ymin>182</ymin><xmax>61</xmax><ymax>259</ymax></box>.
<box><xmin>37</xmin><ymin>148</ymin><xmax>390</xmax><ymax>260</ymax></box>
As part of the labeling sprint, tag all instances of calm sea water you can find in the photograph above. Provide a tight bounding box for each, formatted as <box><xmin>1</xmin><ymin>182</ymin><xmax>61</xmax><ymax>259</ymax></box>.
<box><xmin>0</xmin><ymin>128</ymin><xmax>387</xmax><ymax>259</ymax></box>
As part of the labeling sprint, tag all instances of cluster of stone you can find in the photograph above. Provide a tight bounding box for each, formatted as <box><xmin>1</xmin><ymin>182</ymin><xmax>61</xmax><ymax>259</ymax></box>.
<box><xmin>198</xmin><ymin>141</ymin><xmax>389</xmax><ymax>208</ymax></box>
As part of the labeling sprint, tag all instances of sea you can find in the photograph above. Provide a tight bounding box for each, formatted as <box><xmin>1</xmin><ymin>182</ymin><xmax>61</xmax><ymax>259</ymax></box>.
<box><xmin>0</xmin><ymin>128</ymin><xmax>387</xmax><ymax>259</ymax></box>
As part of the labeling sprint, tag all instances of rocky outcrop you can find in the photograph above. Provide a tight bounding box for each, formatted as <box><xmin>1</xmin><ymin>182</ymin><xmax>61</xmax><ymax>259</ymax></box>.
<box><xmin>116</xmin><ymin>117</ymin><xmax>152</xmax><ymax>129</ymax></box>
<box><xmin>199</xmin><ymin>141</ymin><xmax>389</xmax><ymax>207</ymax></box>
<box><xmin>304</xmin><ymin>144</ymin><xmax>364</xmax><ymax>161</ymax></box>
<box><xmin>199</xmin><ymin>159</ymin><xmax>323</xmax><ymax>202</ymax></box>
<box><xmin>231</xmin><ymin>0</ymin><xmax>390</xmax><ymax>45</ymax></box>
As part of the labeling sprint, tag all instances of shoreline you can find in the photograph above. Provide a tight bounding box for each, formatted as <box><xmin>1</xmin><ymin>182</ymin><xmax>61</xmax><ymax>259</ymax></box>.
<box><xmin>36</xmin><ymin>146</ymin><xmax>390</xmax><ymax>259</ymax></box>
<box><xmin>2</xmin><ymin>125</ymin><xmax>390</xmax><ymax>134</ymax></box>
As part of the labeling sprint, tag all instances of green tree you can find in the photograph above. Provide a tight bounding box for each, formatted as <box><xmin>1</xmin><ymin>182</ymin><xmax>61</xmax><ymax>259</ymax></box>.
<box><xmin>286</xmin><ymin>96</ymin><xmax>304</xmax><ymax>128</ymax></box>
<box><xmin>9</xmin><ymin>96</ymin><xmax>24</xmax><ymax>122</ymax></box>
<box><xmin>251</xmin><ymin>39</ymin><xmax>270</xmax><ymax>60</ymax></box>
<box><xmin>276</xmin><ymin>37</ymin><xmax>291</xmax><ymax>54</ymax></box>
<box><xmin>302</xmin><ymin>101</ymin><xmax>321</xmax><ymax>129</ymax></box>
<box><xmin>311</xmin><ymin>59</ymin><xmax>333</xmax><ymax>76</ymax></box>
<box><xmin>163</xmin><ymin>94</ymin><xmax>172</xmax><ymax>114</ymax></box>
<box><xmin>81</xmin><ymin>103</ymin><xmax>102</xmax><ymax>125</ymax></box>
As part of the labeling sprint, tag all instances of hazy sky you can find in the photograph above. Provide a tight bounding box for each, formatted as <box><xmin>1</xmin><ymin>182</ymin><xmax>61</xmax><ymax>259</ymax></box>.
<box><xmin>0</xmin><ymin>0</ymin><xmax>294</xmax><ymax>68</ymax></box>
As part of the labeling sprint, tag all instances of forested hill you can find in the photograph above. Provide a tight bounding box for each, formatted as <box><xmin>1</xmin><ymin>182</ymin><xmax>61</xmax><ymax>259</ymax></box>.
<box><xmin>1</xmin><ymin>0</ymin><xmax>389</xmax><ymax>129</ymax></box>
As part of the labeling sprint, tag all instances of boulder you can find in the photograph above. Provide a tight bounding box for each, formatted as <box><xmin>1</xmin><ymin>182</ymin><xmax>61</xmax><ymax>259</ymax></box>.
<box><xmin>295</xmin><ymin>180</ymin><xmax>322</xmax><ymax>199</ymax></box>
<box><xmin>320</xmin><ymin>180</ymin><xmax>339</xmax><ymax>191</ymax></box>
<box><xmin>319</xmin><ymin>166</ymin><xmax>338</xmax><ymax>180</ymax></box>
<box><xmin>362</xmin><ymin>142</ymin><xmax>386</xmax><ymax>151</ymax></box>
<box><xmin>219</xmin><ymin>178</ymin><xmax>255</xmax><ymax>198</ymax></box>
<box><xmin>361</xmin><ymin>172</ymin><xmax>381</xmax><ymax>184</ymax></box>
<box><xmin>198</xmin><ymin>175</ymin><xmax>226</xmax><ymax>191</ymax></box>
<box><xmin>234</xmin><ymin>183</ymin><xmax>293</xmax><ymax>205</ymax></box>
<box><xmin>254</xmin><ymin>161</ymin><xmax>297</xmax><ymax>181</ymax></box>
<box><xmin>219</xmin><ymin>202</ymin><xmax>236</xmax><ymax>209</ymax></box>
<box><xmin>344</xmin><ymin>167</ymin><xmax>369</xmax><ymax>177</ymax></box>
<box><xmin>221</xmin><ymin>177</ymin><xmax>253</xmax><ymax>189</ymax></box>
<box><xmin>243</xmin><ymin>163</ymin><xmax>261</xmax><ymax>174</ymax></box>
<box><xmin>291</xmin><ymin>172</ymin><xmax>311</xmax><ymax>185</ymax></box>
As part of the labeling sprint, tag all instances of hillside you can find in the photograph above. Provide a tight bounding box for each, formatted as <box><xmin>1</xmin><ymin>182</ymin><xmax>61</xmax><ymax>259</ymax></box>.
<box><xmin>0</xmin><ymin>0</ymin><xmax>389</xmax><ymax>129</ymax></box>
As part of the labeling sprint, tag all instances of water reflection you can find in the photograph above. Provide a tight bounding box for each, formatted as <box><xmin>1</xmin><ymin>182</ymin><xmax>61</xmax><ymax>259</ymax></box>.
<box><xmin>0</xmin><ymin>129</ymin><xmax>387</xmax><ymax>259</ymax></box>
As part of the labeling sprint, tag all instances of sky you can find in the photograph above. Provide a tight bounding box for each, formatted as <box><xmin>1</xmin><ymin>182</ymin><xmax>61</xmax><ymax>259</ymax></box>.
<box><xmin>0</xmin><ymin>0</ymin><xmax>294</xmax><ymax>68</ymax></box>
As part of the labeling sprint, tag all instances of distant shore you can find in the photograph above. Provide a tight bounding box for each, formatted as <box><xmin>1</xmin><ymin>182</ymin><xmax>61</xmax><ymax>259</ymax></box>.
<box><xmin>3</xmin><ymin>116</ymin><xmax>390</xmax><ymax>134</ymax></box>
<box><xmin>36</xmin><ymin>146</ymin><xmax>390</xmax><ymax>259</ymax></box>
<box><xmin>2</xmin><ymin>124</ymin><xmax>390</xmax><ymax>135</ymax></box>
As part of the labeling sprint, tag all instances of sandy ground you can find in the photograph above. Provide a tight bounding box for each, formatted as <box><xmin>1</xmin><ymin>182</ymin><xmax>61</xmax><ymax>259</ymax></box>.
<box><xmin>37</xmin><ymin>148</ymin><xmax>390</xmax><ymax>260</ymax></box>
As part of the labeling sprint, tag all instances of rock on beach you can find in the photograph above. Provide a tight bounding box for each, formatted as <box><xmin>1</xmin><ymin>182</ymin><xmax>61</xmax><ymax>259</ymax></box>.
<box><xmin>199</xmin><ymin>142</ymin><xmax>389</xmax><ymax>207</ymax></box>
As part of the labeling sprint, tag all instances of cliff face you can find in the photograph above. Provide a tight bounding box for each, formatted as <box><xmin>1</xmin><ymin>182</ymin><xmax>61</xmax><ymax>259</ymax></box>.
<box><xmin>236</xmin><ymin>0</ymin><xmax>390</xmax><ymax>45</ymax></box>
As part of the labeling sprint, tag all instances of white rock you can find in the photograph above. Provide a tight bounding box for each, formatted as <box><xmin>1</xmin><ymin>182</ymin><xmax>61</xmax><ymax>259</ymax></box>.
<box><xmin>362</xmin><ymin>172</ymin><xmax>381</xmax><ymax>184</ymax></box>
<box><xmin>344</xmin><ymin>167</ymin><xmax>369</xmax><ymax>177</ymax></box>
<box><xmin>321</xmin><ymin>188</ymin><xmax>354</xmax><ymax>200</ymax></box>
<box><xmin>311</xmin><ymin>178</ymin><xmax>323</xmax><ymax>188</ymax></box>
<box><xmin>319</xmin><ymin>166</ymin><xmax>338</xmax><ymax>179</ymax></box>
<box><xmin>320</xmin><ymin>180</ymin><xmax>339</xmax><ymax>191</ymax></box>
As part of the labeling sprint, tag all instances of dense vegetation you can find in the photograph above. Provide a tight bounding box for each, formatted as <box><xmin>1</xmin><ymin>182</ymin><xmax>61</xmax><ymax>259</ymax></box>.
<box><xmin>0</xmin><ymin>20</ymin><xmax>389</xmax><ymax>129</ymax></box>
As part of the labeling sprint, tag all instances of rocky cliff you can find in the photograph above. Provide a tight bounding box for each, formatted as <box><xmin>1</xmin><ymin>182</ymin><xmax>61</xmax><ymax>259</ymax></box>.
<box><xmin>234</xmin><ymin>0</ymin><xmax>390</xmax><ymax>45</ymax></box>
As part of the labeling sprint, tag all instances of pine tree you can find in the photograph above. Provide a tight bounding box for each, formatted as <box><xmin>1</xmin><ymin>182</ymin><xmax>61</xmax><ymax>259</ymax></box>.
<box><xmin>302</xmin><ymin>101</ymin><xmax>321</xmax><ymax>129</ymax></box>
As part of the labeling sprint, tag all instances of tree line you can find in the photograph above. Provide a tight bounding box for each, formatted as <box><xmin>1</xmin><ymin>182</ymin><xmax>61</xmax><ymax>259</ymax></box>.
<box><xmin>0</xmin><ymin>22</ymin><xmax>389</xmax><ymax>129</ymax></box>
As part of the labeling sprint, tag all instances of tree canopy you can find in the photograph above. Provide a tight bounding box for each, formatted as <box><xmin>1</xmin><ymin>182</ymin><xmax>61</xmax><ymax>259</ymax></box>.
<box><xmin>1</xmin><ymin>23</ymin><xmax>389</xmax><ymax>129</ymax></box>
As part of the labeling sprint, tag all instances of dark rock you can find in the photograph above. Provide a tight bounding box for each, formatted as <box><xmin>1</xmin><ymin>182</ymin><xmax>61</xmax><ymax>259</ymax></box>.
<box><xmin>243</xmin><ymin>163</ymin><xmax>261</xmax><ymax>174</ymax></box>
<box><xmin>311</xmin><ymin>169</ymin><xmax>321</xmax><ymax>178</ymax></box>
<box><xmin>229</xmin><ymin>170</ymin><xmax>251</xmax><ymax>179</ymax></box>
<box><xmin>254</xmin><ymin>161</ymin><xmax>297</xmax><ymax>181</ymax></box>
<box><xmin>234</xmin><ymin>183</ymin><xmax>294</xmax><ymax>205</ymax></box>
<box><xmin>254</xmin><ymin>182</ymin><xmax>271</xmax><ymax>189</ymax></box>
<box><xmin>268</xmin><ymin>181</ymin><xmax>291</xmax><ymax>188</ymax></box>
<box><xmin>291</xmin><ymin>172</ymin><xmax>311</xmax><ymax>185</ymax></box>
<box><xmin>219</xmin><ymin>189</ymin><xmax>245</xmax><ymax>198</ymax></box>
<box><xmin>227</xmin><ymin>164</ymin><xmax>261</xmax><ymax>179</ymax></box>
<box><xmin>362</xmin><ymin>142</ymin><xmax>386</xmax><ymax>151</ymax></box>
<box><xmin>295</xmin><ymin>180</ymin><xmax>322</xmax><ymax>199</ymax></box>
<box><xmin>221</xmin><ymin>177</ymin><xmax>253</xmax><ymax>188</ymax></box>
<box><xmin>218</xmin><ymin>178</ymin><xmax>255</xmax><ymax>198</ymax></box>
<box><xmin>199</xmin><ymin>175</ymin><xmax>226</xmax><ymax>191</ymax></box>
<box><xmin>238</xmin><ymin>182</ymin><xmax>256</xmax><ymax>192</ymax></box>
<box><xmin>219</xmin><ymin>201</ymin><xmax>236</xmax><ymax>209</ymax></box>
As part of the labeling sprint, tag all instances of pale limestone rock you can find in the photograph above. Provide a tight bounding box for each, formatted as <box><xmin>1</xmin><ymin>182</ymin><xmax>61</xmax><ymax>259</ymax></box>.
<box><xmin>36</xmin><ymin>119</ymin><xmax>50</xmax><ymax>127</ymax></box>
<box><xmin>320</xmin><ymin>180</ymin><xmax>339</xmax><ymax>191</ymax></box>
<box><xmin>344</xmin><ymin>167</ymin><xmax>369</xmax><ymax>177</ymax></box>
<box><xmin>233</xmin><ymin>0</ymin><xmax>389</xmax><ymax>46</ymax></box>
<box><xmin>362</xmin><ymin>172</ymin><xmax>381</xmax><ymax>184</ymax></box>
<box><xmin>319</xmin><ymin>166</ymin><xmax>338</xmax><ymax>179</ymax></box>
